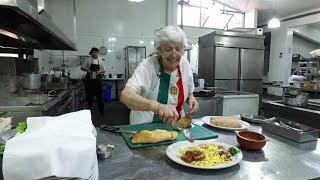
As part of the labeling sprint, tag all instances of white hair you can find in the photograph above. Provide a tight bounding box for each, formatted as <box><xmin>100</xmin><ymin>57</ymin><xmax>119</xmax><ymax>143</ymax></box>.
<box><xmin>154</xmin><ymin>26</ymin><xmax>188</xmax><ymax>50</ymax></box>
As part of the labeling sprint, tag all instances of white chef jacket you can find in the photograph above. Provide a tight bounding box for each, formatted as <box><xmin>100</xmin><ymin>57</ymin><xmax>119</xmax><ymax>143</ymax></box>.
<box><xmin>126</xmin><ymin>55</ymin><xmax>194</xmax><ymax>125</ymax></box>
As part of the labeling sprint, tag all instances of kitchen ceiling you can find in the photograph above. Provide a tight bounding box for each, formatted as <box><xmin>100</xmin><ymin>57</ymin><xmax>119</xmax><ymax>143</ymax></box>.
<box><xmin>309</xmin><ymin>23</ymin><xmax>320</xmax><ymax>30</ymax></box>
<box><xmin>215</xmin><ymin>0</ymin><xmax>320</xmax><ymax>25</ymax></box>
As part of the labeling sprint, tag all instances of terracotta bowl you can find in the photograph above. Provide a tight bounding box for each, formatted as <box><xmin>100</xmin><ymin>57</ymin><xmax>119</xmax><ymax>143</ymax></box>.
<box><xmin>236</xmin><ymin>131</ymin><xmax>266</xmax><ymax>151</ymax></box>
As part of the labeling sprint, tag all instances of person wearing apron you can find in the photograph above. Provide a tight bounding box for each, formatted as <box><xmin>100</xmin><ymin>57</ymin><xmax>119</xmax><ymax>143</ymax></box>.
<box><xmin>81</xmin><ymin>47</ymin><xmax>105</xmax><ymax>115</ymax></box>
<box><xmin>120</xmin><ymin>26</ymin><xmax>199</xmax><ymax>125</ymax></box>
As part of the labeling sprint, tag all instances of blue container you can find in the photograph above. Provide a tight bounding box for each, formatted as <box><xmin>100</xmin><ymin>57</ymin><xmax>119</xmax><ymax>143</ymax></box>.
<box><xmin>102</xmin><ymin>83</ymin><xmax>112</xmax><ymax>102</ymax></box>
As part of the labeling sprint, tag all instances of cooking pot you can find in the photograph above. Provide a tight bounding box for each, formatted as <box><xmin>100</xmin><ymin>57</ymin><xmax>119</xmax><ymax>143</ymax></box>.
<box><xmin>283</xmin><ymin>93</ymin><xmax>308</xmax><ymax>107</ymax></box>
<box><xmin>22</xmin><ymin>73</ymin><xmax>42</xmax><ymax>90</ymax></box>
<box><xmin>283</xmin><ymin>87</ymin><xmax>300</xmax><ymax>96</ymax></box>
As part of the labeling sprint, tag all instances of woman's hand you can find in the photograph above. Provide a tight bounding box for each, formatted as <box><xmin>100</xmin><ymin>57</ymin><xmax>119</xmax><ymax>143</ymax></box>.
<box><xmin>97</xmin><ymin>69</ymin><xmax>105</xmax><ymax>75</ymax></box>
<box><xmin>187</xmin><ymin>94</ymin><xmax>199</xmax><ymax>115</ymax></box>
<box><xmin>153</xmin><ymin>103</ymin><xmax>179</xmax><ymax>126</ymax></box>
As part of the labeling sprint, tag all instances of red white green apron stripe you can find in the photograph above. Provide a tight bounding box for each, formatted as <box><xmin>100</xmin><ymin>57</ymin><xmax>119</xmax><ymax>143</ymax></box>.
<box><xmin>152</xmin><ymin>59</ymin><xmax>184</xmax><ymax>123</ymax></box>
<box><xmin>175</xmin><ymin>65</ymin><xmax>184</xmax><ymax>117</ymax></box>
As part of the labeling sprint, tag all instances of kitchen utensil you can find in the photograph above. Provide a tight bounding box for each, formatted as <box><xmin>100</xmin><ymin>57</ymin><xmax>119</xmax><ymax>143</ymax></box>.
<box><xmin>236</xmin><ymin>130</ymin><xmax>266</xmax><ymax>151</ymax></box>
<box><xmin>240</xmin><ymin>114</ymin><xmax>266</xmax><ymax>124</ymax></box>
<box><xmin>182</xmin><ymin>128</ymin><xmax>194</xmax><ymax>143</ymax></box>
<box><xmin>96</xmin><ymin>144</ymin><xmax>113</xmax><ymax>159</ymax></box>
<box><xmin>100</xmin><ymin>125</ymin><xmax>137</xmax><ymax>134</ymax></box>
<box><xmin>89</xmin><ymin>72</ymin><xmax>97</xmax><ymax>79</ymax></box>
<box><xmin>166</xmin><ymin>140</ymin><xmax>243</xmax><ymax>169</ymax></box>
<box><xmin>175</xmin><ymin>114</ymin><xmax>194</xmax><ymax>143</ymax></box>
<box><xmin>22</xmin><ymin>73</ymin><xmax>42</xmax><ymax>90</ymax></box>
<box><xmin>278</xmin><ymin>120</ymin><xmax>304</xmax><ymax>132</ymax></box>
<box><xmin>174</xmin><ymin>124</ymin><xmax>194</xmax><ymax>143</ymax></box>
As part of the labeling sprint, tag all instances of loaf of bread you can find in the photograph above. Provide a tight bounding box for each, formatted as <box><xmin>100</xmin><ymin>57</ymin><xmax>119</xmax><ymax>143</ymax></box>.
<box><xmin>210</xmin><ymin>117</ymin><xmax>242</xmax><ymax>128</ymax></box>
<box><xmin>131</xmin><ymin>129</ymin><xmax>178</xmax><ymax>144</ymax></box>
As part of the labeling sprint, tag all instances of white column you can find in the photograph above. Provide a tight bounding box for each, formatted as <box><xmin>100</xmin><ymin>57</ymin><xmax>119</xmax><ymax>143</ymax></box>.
<box><xmin>245</xmin><ymin>9</ymin><xmax>258</xmax><ymax>28</ymax></box>
<box><xmin>166</xmin><ymin>0</ymin><xmax>178</xmax><ymax>26</ymax></box>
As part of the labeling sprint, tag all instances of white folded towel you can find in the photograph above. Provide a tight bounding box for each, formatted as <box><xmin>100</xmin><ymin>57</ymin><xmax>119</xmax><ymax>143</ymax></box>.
<box><xmin>3</xmin><ymin>110</ymin><xmax>98</xmax><ymax>180</ymax></box>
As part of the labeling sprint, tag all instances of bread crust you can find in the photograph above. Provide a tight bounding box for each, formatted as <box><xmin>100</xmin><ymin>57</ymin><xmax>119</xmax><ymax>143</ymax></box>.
<box><xmin>131</xmin><ymin>129</ymin><xmax>178</xmax><ymax>144</ymax></box>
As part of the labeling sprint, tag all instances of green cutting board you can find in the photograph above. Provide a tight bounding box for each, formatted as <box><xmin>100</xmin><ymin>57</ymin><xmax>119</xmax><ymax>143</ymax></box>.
<box><xmin>117</xmin><ymin>123</ymin><xmax>218</xmax><ymax>149</ymax></box>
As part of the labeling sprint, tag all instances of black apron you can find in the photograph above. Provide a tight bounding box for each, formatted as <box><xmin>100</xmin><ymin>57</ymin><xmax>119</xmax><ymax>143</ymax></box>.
<box><xmin>85</xmin><ymin>60</ymin><xmax>102</xmax><ymax>94</ymax></box>
<box><xmin>85</xmin><ymin>60</ymin><xmax>104</xmax><ymax>115</ymax></box>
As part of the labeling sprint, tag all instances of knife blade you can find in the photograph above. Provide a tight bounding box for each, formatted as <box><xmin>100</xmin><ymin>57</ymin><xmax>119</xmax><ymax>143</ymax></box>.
<box><xmin>174</xmin><ymin>113</ymin><xmax>194</xmax><ymax>143</ymax></box>
<box><xmin>115</xmin><ymin>129</ymin><xmax>138</xmax><ymax>134</ymax></box>
<box><xmin>100</xmin><ymin>125</ymin><xmax>137</xmax><ymax>134</ymax></box>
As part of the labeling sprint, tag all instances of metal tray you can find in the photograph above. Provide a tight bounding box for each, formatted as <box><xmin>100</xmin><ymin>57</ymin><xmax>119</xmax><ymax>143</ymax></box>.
<box><xmin>262</xmin><ymin>117</ymin><xmax>319</xmax><ymax>143</ymax></box>
<box><xmin>240</xmin><ymin>114</ymin><xmax>267</xmax><ymax>124</ymax></box>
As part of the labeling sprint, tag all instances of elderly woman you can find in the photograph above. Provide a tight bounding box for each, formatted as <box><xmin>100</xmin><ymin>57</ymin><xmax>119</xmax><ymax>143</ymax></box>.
<box><xmin>120</xmin><ymin>26</ymin><xmax>199</xmax><ymax>125</ymax></box>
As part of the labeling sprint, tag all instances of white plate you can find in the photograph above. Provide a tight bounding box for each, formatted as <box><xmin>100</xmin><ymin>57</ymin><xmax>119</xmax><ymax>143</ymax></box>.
<box><xmin>202</xmin><ymin>116</ymin><xmax>250</xmax><ymax>131</ymax></box>
<box><xmin>166</xmin><ymin>140</ymin><xmax>243</xmax><ymax>169</ymax></box>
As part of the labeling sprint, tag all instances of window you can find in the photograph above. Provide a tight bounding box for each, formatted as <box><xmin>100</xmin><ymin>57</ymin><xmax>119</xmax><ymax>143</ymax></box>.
<box><xmin>177</xmin><ymin>0</ymin><xmax>244</xmax><ymax>30</ymax></box>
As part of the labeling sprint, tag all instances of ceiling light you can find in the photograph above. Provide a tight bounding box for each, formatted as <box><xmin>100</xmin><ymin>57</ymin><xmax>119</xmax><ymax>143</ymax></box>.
<box><xmin>108</xmin><ymin>37</ymin><xmax>117</xmax><ymax>42</ymax></box>
<box><xmin>128</xmin><ymin>0</ymin><xmax>144</xmax><ymax>2</ymax></box>
<box><xmin>0</xmin><ymin>53</ymin><xmax>18</xmax><ymax>57</ymax></box>
<box><xmin>268</xmin><ymin>0</ymin><xmax>280</xmax><ymax>29</ymax></box>
<box><xmin>150</xmin><ymin>41</ymin><xmax>154</xmax><ymax>45</ymax></box>
<box><xmin>268</xmin><ymin>17</ymin><xmax>280</xmax><ymax>28</ymax></box>
<box><xmin>0</xmin><ymin>28</ymin><xmax>25</xmax><ymax>41</ymax></box>
<box><xmin>139</xmin><ymin>40</ymin><xmax>144</xmax><ymax>44</ymax></box>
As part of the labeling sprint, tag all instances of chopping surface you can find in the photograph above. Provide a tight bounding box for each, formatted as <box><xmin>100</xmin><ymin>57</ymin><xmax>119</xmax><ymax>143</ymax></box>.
<box><xmin>117</xmin><ymin>123</ymin><xmax>218</xmax><ymax>149</ymax></box>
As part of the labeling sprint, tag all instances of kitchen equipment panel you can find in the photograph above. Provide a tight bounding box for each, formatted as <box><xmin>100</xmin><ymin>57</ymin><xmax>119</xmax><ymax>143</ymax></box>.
<box><xmin>215</xmin><ymin>47</ymin><xmax>239</xmax><ymax>79</ymax></box>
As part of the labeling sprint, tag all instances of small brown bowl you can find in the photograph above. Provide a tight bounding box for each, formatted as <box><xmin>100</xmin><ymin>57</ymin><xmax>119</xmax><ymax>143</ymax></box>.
<box><xmin>236</xmin><ymin>130</ymin><xmax>266</xmax><ymax>151</ymax></box>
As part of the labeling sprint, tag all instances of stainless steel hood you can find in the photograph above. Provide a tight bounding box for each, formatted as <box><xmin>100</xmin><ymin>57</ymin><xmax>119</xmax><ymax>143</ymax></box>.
<box><xmin>0</xmin><ymin>0</ymin><xmax>76</xmax><ymax>50</ymax></box>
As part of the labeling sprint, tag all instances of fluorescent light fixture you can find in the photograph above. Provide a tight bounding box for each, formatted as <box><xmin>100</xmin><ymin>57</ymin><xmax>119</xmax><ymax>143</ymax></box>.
<box><xmin>0</xmin><ymin>53</ymin><xmax>18</xmax><ymax>57</ymax></box>
<box><xmin>0</xmin><ymin>28</ymin><xmax>25</xmax><ymax>41</ymax></box>
<box><xmin>150</xmin><ymin>41</ymin><xmax>154</xmax><ymax>45</ymax></box>
<box><xmin>268</xmin><ymin>17</ymin><xmax>280</xmax><ymax>28</ymax></box>
<box><xmin>108</xmin><ymin>37</ymin><xmax>117</xmax><ymax>42</ymax></box>
<box><xmin>139</xmin><ymin>40</ymin><xmax>144</xmax><ymax>44</ymax></box>
<box><xmin>128</xmin><ymin>0</ymin><xmax>144</xmax><ymax>2</ymax></box>
<box><xmin>37</xmin><ymin>0</ymin><xmax>45</xmax><ymax>12</ymax></box>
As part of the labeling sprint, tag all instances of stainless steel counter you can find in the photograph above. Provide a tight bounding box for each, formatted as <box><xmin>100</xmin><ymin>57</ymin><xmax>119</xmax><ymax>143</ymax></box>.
<box><xmin>97</xmin><ymin>119</ymin><xmax>320</xmax><ymax>180</ymax></box>
<box><xmin>0</xmin><ymin>86</ymin><xmax>77</xmax><ymax>125</ymax></box>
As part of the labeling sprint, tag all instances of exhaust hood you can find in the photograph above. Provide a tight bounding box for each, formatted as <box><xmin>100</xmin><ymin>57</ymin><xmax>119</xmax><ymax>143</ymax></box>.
<box><xmin>0</xmin><ymin>0</ymin><xmax>76</xmax><ymax>50</ymax></box>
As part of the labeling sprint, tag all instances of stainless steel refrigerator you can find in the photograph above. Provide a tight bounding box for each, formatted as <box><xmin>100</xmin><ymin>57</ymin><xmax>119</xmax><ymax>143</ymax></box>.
<box><xmin>124</xmin><ymin>46</ymin><xmax>146</xmax><ymax>79</ymax></box>
<box><xmin>198</xmin><ymin>31</ymin><xmax>265</xmax><ymax>95</ymax></box>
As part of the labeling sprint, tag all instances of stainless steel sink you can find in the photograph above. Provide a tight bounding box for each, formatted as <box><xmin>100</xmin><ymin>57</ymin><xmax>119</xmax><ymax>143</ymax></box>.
<box><xmin>0</xmin><ymin>95</ymin><xmax>53</xmax><ymax>106</ymax></box>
